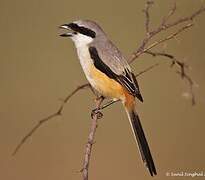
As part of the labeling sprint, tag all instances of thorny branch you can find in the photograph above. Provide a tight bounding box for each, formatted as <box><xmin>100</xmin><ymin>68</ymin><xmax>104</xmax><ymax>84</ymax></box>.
<box><xmin>13</xmin><ymin>1</ymin><xmax>205</xmax><ymax>180</ymax></box>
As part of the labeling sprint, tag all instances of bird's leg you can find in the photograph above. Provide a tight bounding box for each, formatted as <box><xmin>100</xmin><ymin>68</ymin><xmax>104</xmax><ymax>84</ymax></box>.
<box><xmin>91</xmin><ymin>98</ymin><xmax>119</xmax><ymax>117</ymax></box>
<box><xmin>99</xmin><ymin>99</ymin><xmax>119</xmax><ymax>110</ymax></box>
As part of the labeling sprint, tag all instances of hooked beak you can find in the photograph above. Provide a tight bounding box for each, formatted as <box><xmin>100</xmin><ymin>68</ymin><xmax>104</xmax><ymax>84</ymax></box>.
<box><xmin>59</xmin><ymin>24</ymin><xmax>73</xmax><ymax>37</ymax></box>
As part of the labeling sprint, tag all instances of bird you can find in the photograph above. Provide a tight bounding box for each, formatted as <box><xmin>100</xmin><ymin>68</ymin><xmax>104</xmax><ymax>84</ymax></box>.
<box><xmin>59</xmin><ymin>20</ymin><xmax>157</xmax><ymax>176</ymax></box>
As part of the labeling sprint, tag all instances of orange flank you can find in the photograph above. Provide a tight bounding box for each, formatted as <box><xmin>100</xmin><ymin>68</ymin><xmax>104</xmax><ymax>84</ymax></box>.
<box><xmin>89</xmin><ymin>64</ymin><xmax>135</xmax><ymax>109</ymax></box>
<box><xmin>123</xmin><ymin>89</ymin><xmax>135</xmax><ymax>110</ymax></box>
<box><xmin>90</xmin><ymin>64</ymin><xmax>125</xmax><ymax>100</ymax></box>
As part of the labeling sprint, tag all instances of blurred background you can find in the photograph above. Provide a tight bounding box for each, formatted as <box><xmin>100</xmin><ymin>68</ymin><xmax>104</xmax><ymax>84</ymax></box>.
<box><xmin>0</xmin><ymin>0</ymin><xmax>205</xmax><ymax>179</ymax></box>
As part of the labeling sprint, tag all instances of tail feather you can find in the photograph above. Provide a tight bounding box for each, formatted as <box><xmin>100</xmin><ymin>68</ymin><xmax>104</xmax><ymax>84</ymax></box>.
<box><xmin>125</xmin><ymin>105</ymin><xmax>157</xmax><ymax>176</ymax></box>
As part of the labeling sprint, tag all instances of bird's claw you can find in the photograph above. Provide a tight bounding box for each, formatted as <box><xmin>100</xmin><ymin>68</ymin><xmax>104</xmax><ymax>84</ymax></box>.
<box><xmin>91</xmin><ymin>109</ymin><xmax>103</xmax><ymax>119</ymax></box>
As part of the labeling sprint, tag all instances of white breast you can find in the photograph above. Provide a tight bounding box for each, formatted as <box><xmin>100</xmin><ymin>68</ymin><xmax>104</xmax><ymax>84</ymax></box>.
<box><xmin>70</xmin><ymin>33</ymin><xmax>96</xmax><ymax>86</ymax></box>
<box><xmin>71</xmin><ymin>33</ymin><xmax>101</xmax><ymax>89</ymax></box>
<box><xmin>76</xmin><ymin>45</ymin><xmax>93</xmax><ymax>76</ymax></box>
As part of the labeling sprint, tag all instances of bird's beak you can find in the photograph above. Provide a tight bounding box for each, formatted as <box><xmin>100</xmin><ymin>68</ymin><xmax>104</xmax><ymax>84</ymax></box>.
<box><xmin>59</xmin><ymin>24</ymin><xmax>73</xmax><ymax>37</ymax></box>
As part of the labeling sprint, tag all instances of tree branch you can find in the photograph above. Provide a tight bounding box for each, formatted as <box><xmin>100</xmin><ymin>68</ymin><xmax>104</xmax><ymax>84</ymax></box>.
<box><xmin>145</xmin><ymin>51</ymin><xmax>196</xmax><ymax>105</ymax></box>
<box><xmin>129</xmin><ymin>4</ymin><xmax>205</xmax><ymax>62</ymax></box>
<box><xmin>12</xmin><ymin>83</ymin><xmax>91</xmax><ymax>156</ymax></box>
<box><xmin>143</xmin><ymin>23</ymin><xmax>193</xmax><ymax>53</ymax></box>
<box><xmin>81</xmin><ymin>96</ymin><xmax>104</xmax><ymax>180</ymax></box>
<box><xmin>12</xmin><ymin>62</ymin><xmax>158</xmax><ymax>156</ymax></box>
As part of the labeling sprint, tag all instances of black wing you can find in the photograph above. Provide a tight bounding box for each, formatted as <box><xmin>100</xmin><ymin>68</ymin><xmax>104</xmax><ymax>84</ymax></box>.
<box><xmin>89</xmin><ymin>46</ymin><xmax>143</xmax><ymax>102</ymax></box>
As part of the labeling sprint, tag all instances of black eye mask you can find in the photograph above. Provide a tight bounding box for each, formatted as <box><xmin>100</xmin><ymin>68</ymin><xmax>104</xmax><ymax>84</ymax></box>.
<box><xmin>67</xmin><ymin>23</ymin><xmax>96</xmax><ymax>38</ymax></box>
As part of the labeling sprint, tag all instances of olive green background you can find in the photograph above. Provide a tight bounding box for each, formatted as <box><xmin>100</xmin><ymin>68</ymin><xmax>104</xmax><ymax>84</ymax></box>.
<box><xmin>0</xmin><ymin>0</ymin><xmax>205</xmax><ymax>180</ymax></box>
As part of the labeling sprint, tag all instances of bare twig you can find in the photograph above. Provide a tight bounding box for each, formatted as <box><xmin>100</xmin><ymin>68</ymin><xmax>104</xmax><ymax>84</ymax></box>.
<box><xmin>161</xmin><ymin>2</ymin><xmax>177</xmax><ymax>26</ymax></box>
<box><xmin>143</xmin><ymin>0</ymin><xmax>154</xmax><ymax>34</ymax></box>
<box><xmin>166</xmin><ymin>6</ymin><xmax>205</xmax><ymax>28</ymax></box>
<box><xmin>145</xmin><ymin>50</ymin><xmax>196</xmax><ymax>105</ymax></box>
<box><xmin>145</xmin><ymin>51</ymin><xmax>174</xmax><ymax>59</ymax></box>
<box><xmin>143</xmin><ymin>23</ymin><xmax>193</xmax><ymax>53</ymax></box>
<box><xmin>12</xmin><ymin>83</ymin><xmax>91</xmax><ymax>156</ymax></box>
<box><xmin>135</xmin><ymin>63</ymin><xmax>159</xmax><ymax>77</ymax></box>
<box><xmin>176</xmin><ymin>69</ymin><xmax>196</xmax><ymax>105</ymax></box>
<box><xmin>129</xmin><ymin>5</ymin><xmax>205</xmax><ymax>63</ymax></box>
<box><xmin>81</xmin><ymin>96</ymin><xmax>104</xmax><ymax>180</ymax></box>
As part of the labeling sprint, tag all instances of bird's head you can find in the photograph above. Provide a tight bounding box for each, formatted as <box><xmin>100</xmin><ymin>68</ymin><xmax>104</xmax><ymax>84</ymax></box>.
<box><xmin>59</xmin><ymin>20</ymin><xmax>105</xmax><ymax>47</ymax></box>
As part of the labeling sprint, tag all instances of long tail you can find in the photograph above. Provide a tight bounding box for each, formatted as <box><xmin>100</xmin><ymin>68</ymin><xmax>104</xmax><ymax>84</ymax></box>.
<box><xmin>124</xmin><ymin>97</ymin><xmax>157</xmax><ymax>176</ymax></box>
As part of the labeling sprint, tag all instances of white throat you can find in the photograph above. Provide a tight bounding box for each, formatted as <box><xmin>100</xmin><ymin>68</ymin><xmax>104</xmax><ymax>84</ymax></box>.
<box><xmin>71</xmin><ymin>33</ymin><xmax>93</xmax><ymax>48</ymax></box>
